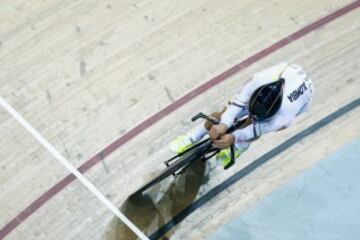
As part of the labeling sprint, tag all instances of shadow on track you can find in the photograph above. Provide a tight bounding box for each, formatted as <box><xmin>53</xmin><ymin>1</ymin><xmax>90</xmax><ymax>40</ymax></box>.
<box><xmin>103</xmin><ymin>160</ymin><xmax>207</xmax><ymax>240</ymax></box>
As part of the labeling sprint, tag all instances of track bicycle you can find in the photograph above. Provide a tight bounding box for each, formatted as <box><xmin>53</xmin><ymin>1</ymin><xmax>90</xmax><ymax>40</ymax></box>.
<box><xmin>131</xmin><ymin>113</ymin><xmax>251</xmax><ymax>196</ymax></box>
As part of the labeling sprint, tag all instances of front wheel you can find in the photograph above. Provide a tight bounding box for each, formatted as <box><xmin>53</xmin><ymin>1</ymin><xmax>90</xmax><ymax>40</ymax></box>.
<box><xmin>131</xmin><ymin>141</ymin><xmax>211</xmax><ymax>196</ymax></box>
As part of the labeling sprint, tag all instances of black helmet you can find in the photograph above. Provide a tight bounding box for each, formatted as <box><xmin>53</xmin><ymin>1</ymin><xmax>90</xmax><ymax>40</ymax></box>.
<box><xmin>248</xmin><ymin>78</ymin><xmax>285</xmax><ymax>121</ymax></box>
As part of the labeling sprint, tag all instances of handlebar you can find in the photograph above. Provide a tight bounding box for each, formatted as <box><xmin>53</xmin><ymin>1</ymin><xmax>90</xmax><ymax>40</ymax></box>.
<box><xmin>191</xmin><ymin>112</ymin><xmax>220</xmax><ymax>124</ymax></box>
<box><xmin>191</xmin><ymin>112</ymin><xmax>249</xmax><ymax>169</ymax></box>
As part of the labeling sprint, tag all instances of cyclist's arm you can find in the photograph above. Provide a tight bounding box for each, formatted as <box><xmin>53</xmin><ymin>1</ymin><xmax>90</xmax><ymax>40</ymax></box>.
<box><xmin>232</xmin><ymin>115</ymin><xmax>293</xmax><ymax>144</ymax></box>
<box><xmin>220</xmin><ymin>78</ymin><xmax>256</xmax><ymax>127</ymax></box>
<box><xmin>220</xmin><ymin>104</ymin><xmax>246</xmax><ymax>127</ymax></box>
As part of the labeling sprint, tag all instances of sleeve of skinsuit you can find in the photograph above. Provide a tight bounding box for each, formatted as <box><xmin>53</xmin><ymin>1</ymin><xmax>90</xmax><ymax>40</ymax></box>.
<box><xmin>220</xmin><ymin>104</ymin><xmax>245</xmax><ymax>128</ymax></box>
<box><xmin>220</xmin><ymin>77</ymin><xmax>256</xmax><ymax>127</ymax></box>
<box><xmin>232</xmin><ymin>114</ymin><xmax>294</xmax><ymax>144</ymax></box>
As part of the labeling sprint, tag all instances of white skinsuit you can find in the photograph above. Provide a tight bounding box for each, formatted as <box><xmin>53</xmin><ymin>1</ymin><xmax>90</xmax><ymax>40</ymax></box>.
<box><xmin>220</xmin><ymin>62</ymin><xmax>314</xmax><ymax>149</ymax></box>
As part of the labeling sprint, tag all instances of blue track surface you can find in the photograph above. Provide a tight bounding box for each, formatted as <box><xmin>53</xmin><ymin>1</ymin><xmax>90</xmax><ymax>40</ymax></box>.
<box><xmin>208</xmin><ymin>138</ymin><xmax>360</xmax><ymax>240</ymax></box>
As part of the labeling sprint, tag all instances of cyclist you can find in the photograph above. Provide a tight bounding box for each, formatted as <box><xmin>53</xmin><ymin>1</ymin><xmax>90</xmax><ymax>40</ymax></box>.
<box><xmin>170</xmin><ymin>62</ymin><xmax>314</xmax><ymax>169</ymax></box>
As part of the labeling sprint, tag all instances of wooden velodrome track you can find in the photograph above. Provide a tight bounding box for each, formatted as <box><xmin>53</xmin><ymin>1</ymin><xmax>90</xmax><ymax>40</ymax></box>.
<box><xmin>1</xmin><ymin>0</ymin><xmax>360</xmax><ymax>239</ymax></box>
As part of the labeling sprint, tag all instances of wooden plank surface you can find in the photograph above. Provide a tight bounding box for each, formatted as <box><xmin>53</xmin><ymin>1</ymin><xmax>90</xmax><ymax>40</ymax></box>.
<box><xmin>0</xmin><ymin>0</ymin><xmax>359</xmax><ymax>239</ymax></box>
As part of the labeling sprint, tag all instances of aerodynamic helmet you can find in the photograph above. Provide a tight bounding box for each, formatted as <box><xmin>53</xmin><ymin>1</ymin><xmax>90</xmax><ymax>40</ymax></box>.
<box><xmin>248</xmin><ymin>78</ymin><xmax>285</xmax><ymax>121</ymax></box>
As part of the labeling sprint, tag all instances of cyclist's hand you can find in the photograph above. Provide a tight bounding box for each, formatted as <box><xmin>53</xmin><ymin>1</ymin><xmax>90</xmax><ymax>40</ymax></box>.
<box><xmin>209</xmin><ymin>124</ymin><xmax>228</xmax><ymax>140</ymax></box>
<box><xmin>213</xmin><ymin>134</ymin><xmax>235</xmax><ymax>149</ymax></box>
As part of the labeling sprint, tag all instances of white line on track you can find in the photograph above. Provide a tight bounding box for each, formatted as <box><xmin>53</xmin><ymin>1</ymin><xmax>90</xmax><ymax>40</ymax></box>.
<box><xmin>0</xmin><ymin>96</ymin><xmax>150</xmax><ymax>240</ymax></box>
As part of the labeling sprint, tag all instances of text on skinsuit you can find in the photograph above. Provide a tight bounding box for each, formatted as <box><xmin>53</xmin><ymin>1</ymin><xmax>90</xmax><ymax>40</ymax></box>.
<box><xmin>287</xmin><ymin>82</ymin><xmax>308</xmax><ymax>103</ymax></box>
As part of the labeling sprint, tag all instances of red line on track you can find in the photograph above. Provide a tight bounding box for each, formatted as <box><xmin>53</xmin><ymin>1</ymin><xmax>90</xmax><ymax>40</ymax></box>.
<box><xmin>1</xmin><ymin>1</ymin><xmax>359</xmax><ymax>238</ymax></box>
